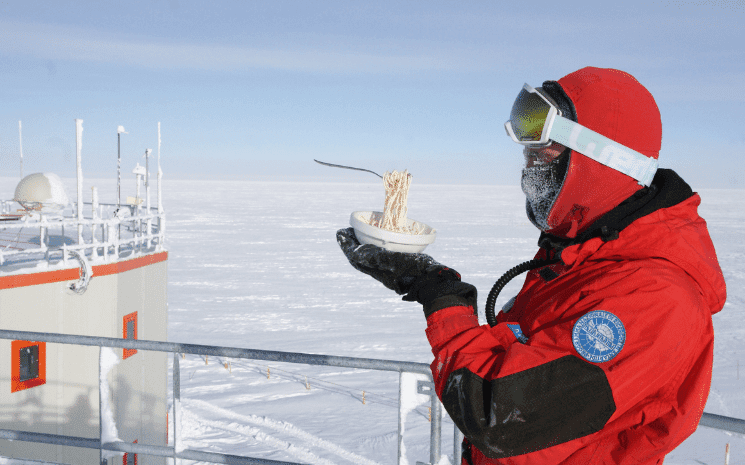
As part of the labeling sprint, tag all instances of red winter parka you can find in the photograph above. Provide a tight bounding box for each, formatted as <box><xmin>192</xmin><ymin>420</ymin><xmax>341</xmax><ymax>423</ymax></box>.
<box><xmin>425</xmin><ymin>170</ymin><xmax>727</xmax><ymax>464</ymax></box>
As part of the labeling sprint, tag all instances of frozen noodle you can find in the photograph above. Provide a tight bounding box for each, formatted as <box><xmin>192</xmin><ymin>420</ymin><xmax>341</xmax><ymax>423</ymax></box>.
<box><xmin>371</xmin><ymin>170</ymin><xmax>424</xmax><ymax>234</ymax></box>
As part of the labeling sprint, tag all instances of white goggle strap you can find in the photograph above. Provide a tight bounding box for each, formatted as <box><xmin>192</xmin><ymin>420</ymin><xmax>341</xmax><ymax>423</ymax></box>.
<box><xmin>548</xmin><ymin>115</ymin><xmax>658</xmax><ymax>186</ymax></box>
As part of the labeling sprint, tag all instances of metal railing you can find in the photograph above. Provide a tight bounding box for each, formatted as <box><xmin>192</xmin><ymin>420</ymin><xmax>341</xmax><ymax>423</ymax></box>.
<box><xmin>0</xmin><ymin>329</ymin><xmax>447</xmax><ymax>465</ymax></box>
<box><xmin>2</xmin><ymin>329</ymin><xmax>744</xmax><ymax>465</ymax></box>
<box><xmin>699</xmin><ymin>412</ymin><xmax>745</xmax><ymax>435</ymax></box>
<box><xmin>0</xmin><ymin>200</ymin><xmax>165</xmax><ymax>268</ymax></box>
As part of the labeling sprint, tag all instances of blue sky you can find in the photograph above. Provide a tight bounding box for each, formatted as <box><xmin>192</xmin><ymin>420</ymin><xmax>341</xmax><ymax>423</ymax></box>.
<box><xmin>0</xmin><ymin>0</ymin><xmax>743</xmax><ymax>188</ymax></box>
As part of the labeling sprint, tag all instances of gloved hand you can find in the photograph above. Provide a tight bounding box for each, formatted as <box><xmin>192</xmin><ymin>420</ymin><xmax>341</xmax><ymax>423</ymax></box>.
<box><xmin>337</xmin><ymin>227</ymin><xmax>477</xmax><ymax>317</ymax></box>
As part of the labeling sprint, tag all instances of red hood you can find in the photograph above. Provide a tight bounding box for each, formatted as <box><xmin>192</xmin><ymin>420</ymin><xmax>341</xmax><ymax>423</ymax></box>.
<box><xmin>558</xmin><ymin>193</ymin><xmax>727</xmax><ymax>316</ymax></box>
<box><xmin>544</xmin><ymin>67</ymin><xmax>663</xmax><ymax>238</ymax></box>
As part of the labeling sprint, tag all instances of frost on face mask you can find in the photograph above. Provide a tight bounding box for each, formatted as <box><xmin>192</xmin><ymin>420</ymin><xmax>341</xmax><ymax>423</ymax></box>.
<box><xmin>521</xmin><ymin>161</ymin><xmax>564</xmax><ymax>231</ymax></box>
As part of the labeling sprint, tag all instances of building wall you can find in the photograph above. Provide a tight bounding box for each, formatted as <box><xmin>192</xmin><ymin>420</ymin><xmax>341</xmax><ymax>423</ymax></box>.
<box><xmin>0</xmin><ymin>253</ymin><xmax>168</xmax><ymax>464</ymax></box>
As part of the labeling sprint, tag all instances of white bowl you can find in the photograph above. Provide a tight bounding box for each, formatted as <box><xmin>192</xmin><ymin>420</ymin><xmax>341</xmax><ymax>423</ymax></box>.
<box><xmin>350</xmin><ymin>211</ymin><xmax>436</xmax><ymax>253</ymax></box>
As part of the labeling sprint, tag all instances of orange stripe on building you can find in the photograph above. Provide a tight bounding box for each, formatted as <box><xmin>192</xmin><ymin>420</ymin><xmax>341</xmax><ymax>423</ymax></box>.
<box><xmin>0</xmin><ymin>251</ymin><xmax>168</xmax><ymax>290</ymax></box>
<box><xmin>93</xmin><ymin>251</ymin><xmax>168</xmax><ymax>277</ymax></box>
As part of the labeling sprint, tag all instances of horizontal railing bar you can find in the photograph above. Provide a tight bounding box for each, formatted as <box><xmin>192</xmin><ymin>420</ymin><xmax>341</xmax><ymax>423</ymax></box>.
<box><xmin>0</xmin><ymin>213</ymin><xmax>161</xmax><ymax>226</ymax></box>
<box><xmin>177</xmin><ymin>448</ymin><xmax>305</xmax><ymax>464</ymax></box>
<box><xmin>0</xmin><ymin>428</ymin><xmax>98</xmax><ymax>449</ymax></box>
<box><xmin>0</xmin><ymin>244</ymin><xmax>163</xmax><ymax>266</ymax></box>
<box><xmin>0</xmin><ymin>329</ymin><xmax>432</xmax><ymax>375</ymax></box>
<box><xmin>0</xmin><ymin>455</ymin><xmax>67</xmax><ymax>464</ymax></box>
<box><xmin>0</xmin><ymin>237</ymin><xmax>162</xmax><ymax>253</ymax></box>
<box><xmin>0</xmin><ymin>429</ymin><xmax>305</xmax><ymax>464</ymax></box>
<box><xmin>699</xmin><ymin>412</ymin><xmax>745</xmax><ymax>435</ymax></box>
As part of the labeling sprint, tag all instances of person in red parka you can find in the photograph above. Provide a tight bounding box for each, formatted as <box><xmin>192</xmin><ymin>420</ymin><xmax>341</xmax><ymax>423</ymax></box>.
<box><xmin>337</xmin><ymin>66</ymin><xmax>727</xmax><ymax>464</ymax></box>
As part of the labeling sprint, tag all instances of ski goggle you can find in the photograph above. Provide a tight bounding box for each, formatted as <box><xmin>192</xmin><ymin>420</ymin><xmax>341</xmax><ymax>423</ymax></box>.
<box><xmin>505</xmin><ymin>83</ymin><xmax>658</xmax><ymax>186</ymax></box>
<box><xmin>505</xmin><ymin>83</ymin><xmax>562</xmax><ymax>146</ymax></box>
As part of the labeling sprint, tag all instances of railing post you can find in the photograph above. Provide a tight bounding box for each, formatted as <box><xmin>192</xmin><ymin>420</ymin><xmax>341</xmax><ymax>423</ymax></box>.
<box><xmin>173</xmin><ymin>352</ymin><xmax>180</xmax><ymax>465</ymax></box>
<box><xmin>414</xmin><ymin>379</ymin><xmax>440</xmax><ymax>465</ymax></box>
<box><xmin>397</xmin><ymin>371</ymin><xmax>403</xmax><ymax>465</ymax></box>
<box><xmin>99</xmin><ymin>347</ymin><xmax>104</xmax><ymax>465</ymax></box>
<box><xmin>454</xmin><ymin>425</ymin><xmax>463</xmax><ymax>464</ymax></box>
<box><xmin>430</xmin><ymin>393</ymin><xmax>441</xmax><ymax>465</ymax></box>
<box><xmin>39</xmin><ymin>224</ymin><xmax>47</xmax><ymax>251</ymax></box>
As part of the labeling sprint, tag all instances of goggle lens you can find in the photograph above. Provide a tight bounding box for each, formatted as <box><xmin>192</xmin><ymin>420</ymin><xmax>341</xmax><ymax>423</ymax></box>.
<box><xmin>509</xmin><ymin>88</ymin><xmax>552</xmax><ymax>142</ymax></box>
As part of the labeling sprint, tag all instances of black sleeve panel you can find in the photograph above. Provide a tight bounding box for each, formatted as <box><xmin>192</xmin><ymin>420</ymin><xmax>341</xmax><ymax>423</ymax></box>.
<box><xmin>441</xmin><ymin>355</ymin><xmax>616</xmax><ymax>458</ymax></box>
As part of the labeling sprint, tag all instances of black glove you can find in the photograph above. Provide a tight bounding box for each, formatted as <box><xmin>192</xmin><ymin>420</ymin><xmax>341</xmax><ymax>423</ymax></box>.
<box><xmin>337</xmin><ymin>227</ymin><xmax>477</xmax><ymax>317</ymax></box>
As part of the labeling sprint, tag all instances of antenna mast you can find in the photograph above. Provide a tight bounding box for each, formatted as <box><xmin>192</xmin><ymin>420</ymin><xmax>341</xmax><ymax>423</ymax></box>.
<box><xmin>75</xmin><ymin>119</ymin><xmax>84</xmax><ymax>244</ymax></box>
<box><xmin>117</xmin><ymin>126</ymin><xmax>127</xmax><ymax>209</ymax></box>
<box><xmin>157</xmin><ymin>122</ymin><xmax>162</xmax><ymax>214</ymax></box>
<box><xmin>18</xmin><ymin>121</ymin><xmax>23</xmax><ymax>179</ymax></box>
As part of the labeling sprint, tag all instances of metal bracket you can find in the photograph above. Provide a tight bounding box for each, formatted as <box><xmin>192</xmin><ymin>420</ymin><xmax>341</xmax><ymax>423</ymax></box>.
<box><xmin>68</xmin><ymin>249</ymin><xmax>92</xmax><ymax>294</ymax></box>
<box><xmin>417</xmin><ymin>380</ymin><xmax>435</xmax><ymax>396</ymax></box>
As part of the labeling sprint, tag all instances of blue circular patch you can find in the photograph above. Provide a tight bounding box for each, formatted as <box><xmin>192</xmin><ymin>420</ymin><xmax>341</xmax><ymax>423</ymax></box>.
<box><xmin>572</xmin><ymin>310</ymin><xmax>626</xmax><ymax>363</ymax></box>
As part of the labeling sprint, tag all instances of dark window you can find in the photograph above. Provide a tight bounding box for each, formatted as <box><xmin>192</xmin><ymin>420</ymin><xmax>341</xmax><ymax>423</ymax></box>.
<box><xmin>19</xmin><ymin>345</ymin><xmax>39</xmax><ymax>382</ymax></box>
<box><xmin>12</xmin><ymin>340</ymin><xmax>46</xmax><ymax>393</ymax></box>
<box><xmin>123</xmin><ymin>312</ymin><xmax>138</xmax><ymax>359</ymax></box>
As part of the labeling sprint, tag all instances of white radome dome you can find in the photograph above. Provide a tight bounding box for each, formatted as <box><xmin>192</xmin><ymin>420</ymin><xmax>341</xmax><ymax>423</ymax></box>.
<box><xmin>14</xmin><ymin>173</ymin><xmax>69</xmax><ymax>214</ymax></box>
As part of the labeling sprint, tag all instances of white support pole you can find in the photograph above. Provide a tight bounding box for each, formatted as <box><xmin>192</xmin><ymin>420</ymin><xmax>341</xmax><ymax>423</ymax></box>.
<box><xmin>157</xmin><ymin>123</ymin><xmax>164</xmax><ymax>251</ymax></box>
<box><xmin>91</xmin><ymin>186</ymin><xmax>99</xmax><ymax>250</ymax></box>
<box><xmin>157</xmin><ymin>122</ymin><xmax>163</xmax><ymax>214</ymax></box>
<box><xmin>92</xmin><ymin>186</ymin><xmax>99</xmax><ymax>220</ymax></box>
<box><xmin>145</xmin><ymin>149</ymin><xmax>151</xmax><ymax>214</ymax></box>
<box><xmin>75</xmin><ymin>119</ymin><xmax>84</xmax><ymax>245</ymax></box>
<box><xmin>18</xmin><ymin>121</ymin><xmax>23</xmax><ymax>180</ymax></box>
<box><xmin>135</xmin><ymin>172</ymin><xmax>141</xmax><ymax>210</ymax></box>
<box><xmin>39</xmin><ymin>224</ymin><xmax>47</xmax><ymax>251</ymax></box>
<box><xmin>117</xmin><ymin>126</ymin><xmax>127</xmax><ymax>207</ymax></box>
<box><xmin>118</xmin><ymin>132</ymin><xmax>121</xmax><ymax>209</ymax></box>
<box><xmin>145</xmin><ymin>149</ymin><xmax>152</xmax><ymax>246</ymax></box>
<box><xmin>117</xmin><ymin>126</ymin><xmax>126</xmax><ymax>243</ymax></box>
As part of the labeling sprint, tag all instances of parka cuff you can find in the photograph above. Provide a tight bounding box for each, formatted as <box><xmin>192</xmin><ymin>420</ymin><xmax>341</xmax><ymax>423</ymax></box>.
<box><xmin>424</xmin><ymin>294</ymin><xmax>475</xmax><ymax>318</ymax></box>
<box><xmin>425</xmin><ymin>305</ymin><xmax>479</xmax><ymax>349</ymax></box>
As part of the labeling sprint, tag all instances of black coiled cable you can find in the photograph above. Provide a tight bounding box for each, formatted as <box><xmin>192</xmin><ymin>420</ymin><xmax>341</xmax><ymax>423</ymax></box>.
<box><xmin>485</xmin><ymin>257</ymin><xmax>560</xmax><ymax>327</ymax></box>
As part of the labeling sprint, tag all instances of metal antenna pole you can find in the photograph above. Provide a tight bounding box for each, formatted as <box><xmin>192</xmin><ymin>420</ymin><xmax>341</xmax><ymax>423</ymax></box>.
<box><xmin>145</xmin><ymin>149</ymin><xmax>152</xmax><ymax>248</ymax></box>
<box><xmin>116</xmin><ymin>126</ymin><xmax>127</xmax><ymax>243</ymax></box>
<box><xmin>157</xmin><ymin>122</ymin><xmax>162</xmax><ymax>214</ymax></box>
<box><xmin>145</xmin><ymin>149</ymin><xmax>151</xmax><ymax>213</ymax></box>
<box><xmin>117</xmin><ymin>131</ymin><xmax>121</xmax><ymax>244</ymax></box>
<box><xmin>75</xmin><ymin>120</ymin><xmax>84</xmax><ymax>246</ymax></box>
<box><xmin>117</xmin><ymin>133</ymin><xmax>121</xmax><ymax>209</ymax></box>
<box><xmin>19</xmin><ymin>121</ymin><xmax>23</xmax><ymax>179</ymax></box>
